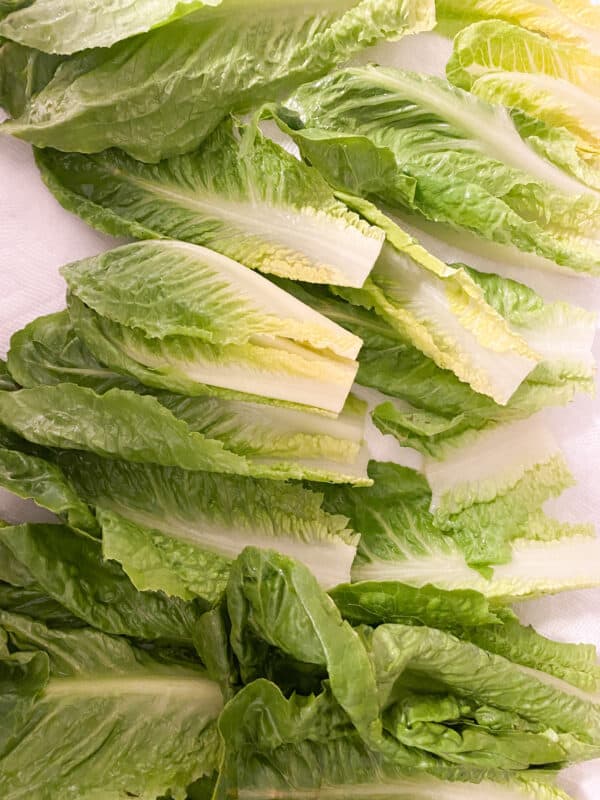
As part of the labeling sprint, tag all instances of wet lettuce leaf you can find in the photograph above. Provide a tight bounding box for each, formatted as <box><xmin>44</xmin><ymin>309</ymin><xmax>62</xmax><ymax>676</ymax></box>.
<box><xmin>35</xmin><ymin>120</ymin><xmax>384</xmax><ymax>288</ymax></box>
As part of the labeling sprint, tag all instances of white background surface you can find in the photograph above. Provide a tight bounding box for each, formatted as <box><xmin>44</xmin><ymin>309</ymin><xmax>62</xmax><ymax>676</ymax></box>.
<box><xmin>0</xmin><ymin>30</ymin><xmax>599</xmax><ymax>798</ymax></box>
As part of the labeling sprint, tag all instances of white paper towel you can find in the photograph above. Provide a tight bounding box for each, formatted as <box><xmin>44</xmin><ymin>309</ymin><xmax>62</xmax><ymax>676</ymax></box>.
<box><xmin>0</xmin><ymin>127</ymin><xmax>599</xmax><ymax>796</ymax></box>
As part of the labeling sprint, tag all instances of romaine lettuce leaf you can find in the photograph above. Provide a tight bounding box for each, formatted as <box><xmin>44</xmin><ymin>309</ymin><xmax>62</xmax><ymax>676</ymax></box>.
<box><xmin>424</xmin><ymin>417</ymin><xmax>573</xmax><ymax>517</ymax></box>
<box><xmin>0</xmin><ymin>522</ymin><xmax>202</xmax><ymax>643</ymax></box>
<box><xmin>454</xmin><ymin>618</ymin><xmax>600</xmax><ymax>694</ymax></box>
<box><xmin>0</xmin><ymin>405</ymin><xmax>98</xmax><ymax>532</ymax></box>
<box><xmin>278</xmin><ymin>67</ymin><xmax>600</xmax><ymax>275</ymax></box>
<box><xmin>367</xmin><ymin>623</ymin><xmax>600</xmax><ymax>767</ymax></box>
<box><xmin>7</xmin><ymin>312</ymin><xmax>147</xmax><ymax>394</ymax></box>
<box><xmin>447</xmin><ymin>21</ymin><xmax>600</xmax><ymax>163</ymax></box>
<box><xmin>0</xmin><ymin>440</ymin><xmax>98</xmax><ymax>532</ymax></box>
<box><xmin>320</xmin><ymin>462</ymin><xmax>600</xmax><ymax>601</ymax></box>
<box><xmin>226</xmin><ymin>546</ymin><xmax>405</xmax><ymax>764</ymax></box>
<box><xmin>0</xmin><ymin>0</ymin><xmax>220</xmax><ymax>54</ymax></box>
<box><xmin>2</xmin><ymin>0</ymin><xmax>435</xmax><ymax>161</ymax></box>
<box><xmin>330</xmin><ymin>580</ymin><xmax>505</xmax><ymax>628</ymax></box>
<box><xmin>0</xmin><ymin>39</ymin><xmax>64</xmax><ymax>119</ymax></box>
<box><xmin>62</xmin><ymin>241</ymin><xmax>360</xmax><ymax>353</ymax></box>
<box><xmin>7</xmin><ymin>312</ymin><xmax>371</xmax><ymax>484</ymax></box>
<box><xmin>0</xmin><ymin>359</ymin><xmax>17</xmax><ymax>391</ymax></box>
<box><xmin>0</xmin><ymin>611</ymin><xmax>222</xmax><ymax>800</ymax></box>
<box><xmin>0</xmin><ymin>383</ymin><xmax>252</xmax><ymax>475</ymax></box>
<box><xmin>35</xmin><ymin>120</ymin><xmax>384</xmax><ymax>287</ymax></box>
<box><xmin>63</xmin><ymin>241</ymin><xmax>361</xmax><ymax>413</ymax></box>
<box><xmin>60</xmin><ymin>452</ymin><xmax>358</xmax><ymax>595</ymax></box>
<box><xmin>435</xmin><ymin>0</ymin><xmax>600</xmax><ymax>53</ymax></box>
<box><xmin>331</xmin><ymin>582</ymin><xmax>600</xmax><ymax>694</ymax></box>
<box><xmin>0</xmin><ymin>582</ymin><xmax>84</xmax><ymax>628</ymax></box>
<box><xmin>370</xmin><ymin>622</ymin><xmax>600</xmax><ymax>734</ymax></box>
<box><xmin>330</xmin><ymin>198</ymin><xmax>538</xmax><ymax>404</ymax></box>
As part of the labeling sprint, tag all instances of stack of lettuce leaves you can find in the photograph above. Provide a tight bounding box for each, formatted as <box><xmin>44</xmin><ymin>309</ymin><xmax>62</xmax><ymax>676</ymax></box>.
<box><xmin>2</xmin><ymin>544</ymin><xmax>599</xmax><ymax>798</ymax></box>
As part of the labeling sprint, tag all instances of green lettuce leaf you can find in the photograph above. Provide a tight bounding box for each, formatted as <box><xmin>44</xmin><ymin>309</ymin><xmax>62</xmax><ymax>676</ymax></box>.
<box><xmin>7</xmin><ymin>311</ymin><xmax>146</xmax><ymax>393</ymax></box>
<box><xmin>321</xmin><ymin>462</ymin><xmax>600</xmax><ymax>601</ymax></box>
<box><xmin>61</xmin><ymin>241</ymin><xmax>360</xmax><ymax>354</ymax></box>
<box><xmin>423</xmin><ymin>417</ymin><xmax>574</xmax><ymax>517</ymax></box>
<box><xmin>225</xmin><ymin>548</ymin><xmax>600</xmax><ymax>771</ymax></box>
<box><xmin>193</xmin><ymin>605</ymin><xmax>239</xmax><ymax>700</ymax></box>
<box><xmin>0</xmin><ymin>582</ymin><xmax>84</xmax><ymax>628</ymax></box>
<box><xmin>330</xmin><ymin>198</ymin><xmax>538</xmax><ymax>405</ymax></box>
<box><xmin>0</xmin><ymin>611</ymin><xmax>223</xmax><ymax>800</ymax></box>
<box><xmin>330</xmin><ymin>580</ymin><xmax>505</xmax><ymax>628</ymax></box>
<box><xmin>35</xmin><ymin>119</ymin><xmax>384</xmax><ymax>287</ymax></box>
<box><xmin>2</xmin><ymin>0</ymin><xmax>435</xmax><ymax>161</ymax></box>
<box><xmin>0</xmin><ymin>39</ymin><xmax>64</xmax><ymax>117</ymax></box>
<box><xmin>226</xmin><ymin>546</ymin><xmax>411</xmax><ymax>765</ymax></box>
<box><xmin>0</xmin><ymin>522</ymin><xmax>202</xmax><ymax>643</ymax></box>
<box><xmin>331</xmin><ymin>582</ymin><xmax>600</xmax><ymax>694</ymax></box>
<box><xmin>368</xmin><ymin>624</ymin><xmax>600</xmax><ymax>756</ymax></box>
<box><xmin>0</xmin><ymin>422</ymin><xmax>98</xmax><ymax>532</ymax></box>
<box><xmin>0</xmin><ymin>359</ymin><xmax>17</xmax><ymax>391</ymax></box>
<box><xmin>371</xmin><ymin>264</ymin><xmax>595</xmax><ymax>456</ymax></box>
<box><xmin>0</xmin><ymin>383</ymin><xmax>252</xmax><ymax>474</ymax></box>
<box><xmin>68</xmin><ymin>292</ymin><xmax>360</xmax><ymax>415</ymax></box>
<box><xmin>60</xmin><ymin>452</ymin><xmax>358</xmax><ymax>595</ymax></box>
<box><xmin>278</xmin><ymin>66</ymin><xmax>600</xmax><ymax>275</ymax></box>
<box><xmin>7</xmin><ymin>312</ymin><xmax>371</xmax><ymax>484</ymax></box>
<box><xmin>0</xmin><ymin>0</ymin><xmax>220</xmax><ymax>54</ymax></box>
<box><xmin>435</xmin><ymin>0</ymin><xmax>600</xmax><ymax>53</ymax></box>
<box><xmin>454</xmin><ymin>618</ymin><xmax>600</xmax><ymax>694</ymax></box>
<box><xmin>447</xmin><ymin>21</ymin><xmax>600</xmax><ymax>164</ymax></box>
<box><xmin>156</xmin><ymin>392</ymin><xmax>371</xmax><ymax>484</ymax></box>
<box><xmin>63</xmin><ymin>241</ymin><xmax>360</xmax><ymax>414</ymax></box>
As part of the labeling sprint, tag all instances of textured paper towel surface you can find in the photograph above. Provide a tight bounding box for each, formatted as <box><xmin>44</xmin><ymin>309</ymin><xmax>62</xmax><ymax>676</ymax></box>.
<box><xmin>1</xmin><ymin>31</ymin><xmax>599</xmax><ymax>795</ymax></box>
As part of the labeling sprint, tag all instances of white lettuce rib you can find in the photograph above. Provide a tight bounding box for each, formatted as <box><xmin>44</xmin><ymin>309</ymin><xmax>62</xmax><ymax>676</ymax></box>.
<box><xmin>130</xmin><ymin>176</ymin><xmax>384</xmax><ymax>287</ymax></box>
<box><xmin>424</xmin><ymin>418</ymin><xmax>562</xmax><ymax>512</ymax></box>
<box><xmin>374</xmin><ymin>244</ymin><xmax>538</xmax><ymax>404</ymax></box>
<box><xmin>240</xmin><ymin>775</ymin><xmax>564</xmax><ymax>800</ymax></box>
<box><xmin>45</xmin><ymin>675</ymin><xmax>224</xmax><ymax>709</ymax></box>
<box><xmin>108</xmin><ymin>505</ymin><xmax>357</xmax><ymax>591</ymax></box>
<box><xmin>352</xmin><ymin>534</ymin><xmax>600</xmax><ymax>601</ymax></box>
